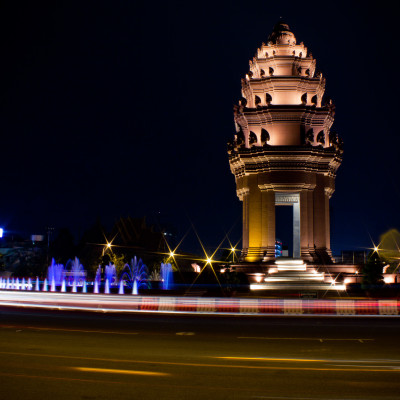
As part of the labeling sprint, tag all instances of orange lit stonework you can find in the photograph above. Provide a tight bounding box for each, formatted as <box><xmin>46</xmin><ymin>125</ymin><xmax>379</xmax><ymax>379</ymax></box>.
<box><xmin>228</xmin><ymin>21</ymin><xmax>342</xmax><ymax>264</ymax></box>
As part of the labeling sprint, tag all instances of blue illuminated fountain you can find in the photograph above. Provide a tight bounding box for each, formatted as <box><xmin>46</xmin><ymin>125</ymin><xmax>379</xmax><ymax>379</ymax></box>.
<box><xmin>120</xmin><ymin>257</ymin><xmax>149</xmax><ymax>292</ymax></box>
<box><xmin>161</xmin><ymin>263</ymin><xmax>174</xmax><ymax>290</ymax></box>
<box><xmin>104</xmin><ymin>263</ymin><xmax>117</xmax><ymax>286</ymax></box>
<box><xmin>93</xmin><ymin>266</ymin><xmax>101</xmax><ymax>293</ymax></box>
<box><xmin>65</xmin><ymin>257</ymin><xmax>86</xmax><ymax>286</ymax></box>
<box><xmin>95</xmin><ymin>266</ymin><xmax>101</xmax><ymax>284</ymax></box>
<box><xmin>47</xmin><ymin>258</ymin><xmax>65</xmax><ymax>286</ymax></box>
<box><xmin>0</xmin><ymin>254</ymin><xmax>173</xmax><ymax>294</ymax></box>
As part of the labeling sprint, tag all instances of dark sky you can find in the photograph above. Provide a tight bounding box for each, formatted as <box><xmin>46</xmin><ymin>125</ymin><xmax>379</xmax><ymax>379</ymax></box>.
<box><xmin>0</xmin><ymin>0</ymin><xmax>399</xmax><ymax>255</ymax></box>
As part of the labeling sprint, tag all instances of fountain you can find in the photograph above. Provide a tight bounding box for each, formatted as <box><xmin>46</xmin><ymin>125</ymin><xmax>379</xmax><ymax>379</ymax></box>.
<box><xmin>104</xmin><ymin>264</ymin><xmax>117</xmax><ymax>287</ymax></box>
<box><xmin>161</xmin><ymin>263</ymin><xmax>174</xmax><ymax>290</ymax></box>
<box><xmin>65</xmin><ymin>257</ymin><xmax>86</xmax><ymax>287</ymax></box>
<box><xmin>118</xmin><ymin>280</ymin><xmax>124</xmax><ymax>294</ymax></box>
<box><xmin>94</xmin><ymin>279</ymin><xmax>99</xmax><ymax>294</ymax></box>
<box><xmin>95</xmin><ymin>265</ymin><xmax>101</xmax><ymax>284</ymax></box>
<box><xmin>47</xmin><ymin>259</ymin><xmax>65</xmax><ymax>286</ymax></box>
<box><xmin>0</xmin><ymin>254</ymin><xmax>158</xmax><ymax>295</ymax></box>
<box><xmin>50</xmin><ymin>277</ymin><xmax>56</xmax><ymax>292</ymax></box>
<box><xmin>132</xmin><ymin>279</ymin><xmax>138</xmax><ymax>295</ymax></box>
<box><xmin>104</xmin><ymin>278</ymin><xmax>110</xmax><ymax>294</ymax></box>
<box><xmin>120</xmin><ymin>257</ymin><xmax>149</xmax><ymax>292</ymax></box>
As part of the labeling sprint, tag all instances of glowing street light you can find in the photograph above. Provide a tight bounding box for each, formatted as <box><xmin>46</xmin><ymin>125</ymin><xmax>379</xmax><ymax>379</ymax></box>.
<box><xmin>102</xmin><ymin>240</ymin><xmax>114</xmax><ymax>255</ymax></box>
<box><xmin>229</xmin><ymin>246</ymin><xmax>240</xmax><ymax>263</ymax></box>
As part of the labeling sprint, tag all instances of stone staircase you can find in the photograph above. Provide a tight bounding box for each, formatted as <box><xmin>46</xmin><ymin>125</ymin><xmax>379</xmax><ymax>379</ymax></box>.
<box><xmin>250</xmin><ymin>259</ymin><xmax>345</xmax><ymax>292</ymax></box>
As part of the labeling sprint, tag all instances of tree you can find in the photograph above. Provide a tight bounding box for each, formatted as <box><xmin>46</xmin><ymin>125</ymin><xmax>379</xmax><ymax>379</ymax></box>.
<box><xmin>49</xmin><ymin>228</ymin><xmax>75</xmax><ymax>265</ymax></box>
<box><xmin>76</xmin><ymin>218</ymin><xmax>106</xmax><ymax>277</ymax></box>
<box><xmin>10</xmin><ymin>247</ymin><xmax>47</xmax><ymax>278</ymax></box>
<box><xmin>108</xmin><ymin>252</ymin><xmax>126</xmax><ymax>277</ymax></box>
<box><xmin>362</xmin><ymin>251</ymin><xmax>384</xmax><ymax>287</ymax></box>
<box><xmin>0</xmin><ymin>253</ymin><xmax>5</xmax><ymax>271</ymax></box>
<box><xmin>376</xmin><ymin>229</ymin><xmax>400</xmax><ymax>273</ymax></box>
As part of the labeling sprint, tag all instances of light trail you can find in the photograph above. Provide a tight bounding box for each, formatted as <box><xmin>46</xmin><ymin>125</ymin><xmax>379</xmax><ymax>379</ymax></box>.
<box><xmin>71</xmin><ymin>367</ymin><xmax>170</xmax><ymax>376</ymax></box>
<box><xmin>213</xmin><ymin>357</ymin><xmax>400</xmax><ymax>364</ymax></box>
<box><xmin>2</xmin><ymin>351</ymin><xmax>400</xmax><ymax>373</ymax></box>
<box><xmin>0</xmin><ymin>290</ymin><xmax>399</xmax><ymax>317</ymax></box>
<box><xmin>0</xmin><ymin>325</ymin><xmax>139</xmax><ymax>335</ymax></box>
<box><xmin>216</xmin><ymin>357</ymin><xmax>321</xmax><ymax>362</ymax></box>
<box><xmin>237</xmin><ymin>337</ymin><xmax>374</xmax><ymax>342</ymax></box>
<box><xmin>0</xmin><ymin>371</ymin><xmax>123</xmax><ymax>384</ymax></box>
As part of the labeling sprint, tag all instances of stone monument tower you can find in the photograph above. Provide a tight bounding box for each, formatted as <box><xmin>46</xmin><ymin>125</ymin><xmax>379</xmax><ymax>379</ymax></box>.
<box><xmin>228</xmin><ymin>21</ymin><xmax>343</xmax><ymax>266</ymax></box>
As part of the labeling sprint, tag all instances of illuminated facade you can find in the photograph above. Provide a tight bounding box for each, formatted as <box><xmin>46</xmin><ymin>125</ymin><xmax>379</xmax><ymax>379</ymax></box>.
<box><xmin>228</xmin><ymin>21</ymin><xmax>343</xmax><ymax>265</ymax></box>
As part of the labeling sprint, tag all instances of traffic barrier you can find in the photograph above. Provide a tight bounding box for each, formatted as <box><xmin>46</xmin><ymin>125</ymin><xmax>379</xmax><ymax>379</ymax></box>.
<box><xmin>309</xmin><ymin>300</ymin><xmax>336</xmax><ymax>314</ymax></box>
<box><xmin>336</xmin><ymin>300</ymin><xmax>356</xmax><ymax>315</ymax></box>
<box><xmin>258</xmin><ymin>299</ymin><xmax>283</xmax><ymax>314</ymax></box>
<box><xmin>378</xmin><ymin>300</ymin><xmax>398</xmax><ymax>315</ymax></box>
<box><xmin>158</xmin><ymin>297</ymin><xmax>176</xmax><ymax>311</ymax></box>
<box><xmin>196</xmin><ymin>298</ymin><xmax>216</xmax><ymax>313</ymax></box>
<box><xmin>355</xmin><ymin>300</ymin><xmax>378</xmax><ymax>315</ymax></box>
<box><xmin>175</xmin><ymin>298</ymin><xmax>198</xmax><ymax>312</ymax></box>
<box><xmin>239</xmin><ymin>299</ymin><xmax>259</xmax><ymax>314</ymax></box>
<box><xmin>215</xmin><ymin>299</ymin><xmax>239</xmax><ymax>313</ymax></box>
<box><xmin>283</xmin><ymin>299</ymin><xmax>303</xmax><ymax>315</ymax></box>
<box><xmin>140</xmin><ymin>297</ymin><xmax>159</xmax><ymax>311</ymax></box>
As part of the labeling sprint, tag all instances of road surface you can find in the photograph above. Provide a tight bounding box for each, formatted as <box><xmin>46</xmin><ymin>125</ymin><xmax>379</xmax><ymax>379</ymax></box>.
<box><xmin>0</xmin><ymin>307</ymin><xmax>399</xmax><ymax>399</ymax></box>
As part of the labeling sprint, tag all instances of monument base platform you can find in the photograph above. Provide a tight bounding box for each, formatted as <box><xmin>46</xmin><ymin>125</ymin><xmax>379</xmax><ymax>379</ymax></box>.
<box><xmin>229</xmin><ymin>258</ymin><xmax>350</xmax><ymax>292</ymax></box>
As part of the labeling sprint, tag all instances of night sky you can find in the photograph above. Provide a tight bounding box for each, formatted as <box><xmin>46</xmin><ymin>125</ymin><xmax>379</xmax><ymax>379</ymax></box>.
<box><xmin>0</xmin><ymin>1</ymin><xmax>399</xmax><ymax>256</ymax></box>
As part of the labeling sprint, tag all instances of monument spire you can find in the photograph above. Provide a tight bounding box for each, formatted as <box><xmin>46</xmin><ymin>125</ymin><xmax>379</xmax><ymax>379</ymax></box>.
<box><xmin>267</xmin><ymin>20</ymin><xmax>296</xmax><ymax>45</ymax></box>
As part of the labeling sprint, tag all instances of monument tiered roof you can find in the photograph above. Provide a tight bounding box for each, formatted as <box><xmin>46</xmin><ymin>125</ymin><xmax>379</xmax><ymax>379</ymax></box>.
<box><xmin>231</xmin><ymin>20</ymin><xmax>340</xmax><ymax>150</ymax></box>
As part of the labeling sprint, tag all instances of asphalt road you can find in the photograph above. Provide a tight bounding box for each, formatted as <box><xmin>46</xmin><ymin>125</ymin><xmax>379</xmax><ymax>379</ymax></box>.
<box><xmin>0</xmin><ymin>307</ymin><xmax>400</xmax><ymax>400</ymax></box>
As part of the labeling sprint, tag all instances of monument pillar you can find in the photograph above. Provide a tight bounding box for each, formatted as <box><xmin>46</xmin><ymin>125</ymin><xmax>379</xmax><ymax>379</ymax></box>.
<box><xmin>240</xmin><ymin>188</ymin><xmax>250</xmax><ymax>253</ymax></box>
<box><xmin>260</xmin><ymin>189</ymin><xmax>275</xmax><ymax>261</ymax></box>
<box><xmin>293</xmin><ymin>197</ymin><xmax>300</xmax><ymax>258</ymax></box>
<box><xmin>300</xmin><ymin>190</ymin><xmax>314</xmax><ymax>261</ymax></box>
<box><xmin>313</xmin><ymin>177</ymin><xmax>331</xmax><ymax>261</ymax></box>
<box><xmin>247</xmin><ymin>176</ymin><xmax>262</xmax><ymax>261</ymax></box>
<box><xmin>306</xmin><ymin>189</ymin><xmax>315</xmax><ymax>259</ymax></box>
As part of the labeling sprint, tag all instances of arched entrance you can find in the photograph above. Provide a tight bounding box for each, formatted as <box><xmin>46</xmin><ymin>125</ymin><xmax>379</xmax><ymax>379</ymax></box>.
<box><xmin>275</xmin><ymin>193</ymin><xmax>300</xmax><ymax>258</ymax></box>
